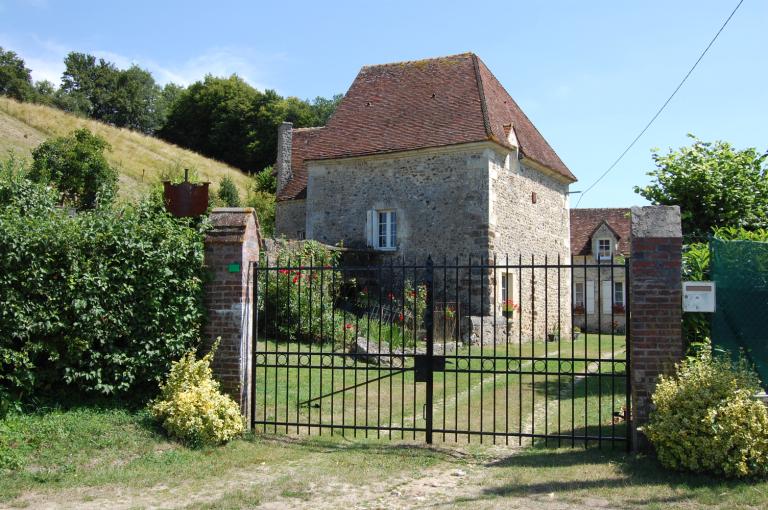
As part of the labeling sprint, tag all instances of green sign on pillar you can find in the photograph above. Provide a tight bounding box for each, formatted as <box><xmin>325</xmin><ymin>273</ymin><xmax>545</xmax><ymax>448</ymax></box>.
<box><xmin>228</xmin><ymin>263</ymin><xmax>241</xmax><ymax>273</ymax></box>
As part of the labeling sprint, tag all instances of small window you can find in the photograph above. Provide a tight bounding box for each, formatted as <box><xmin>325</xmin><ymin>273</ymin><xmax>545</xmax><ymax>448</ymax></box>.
<box><xmin>297</xmin><ymin>230</ymin><xmax>306</xmax><ymax>240</ymax></box>
<box><xmin>597</xmin><ymin>239</ymin><xmax>612</xmax><ymax>260</ymax></box>
<box><xmin>377</xmin><ymin>211</ymin><xmax>397</xmax><ymax>250</ymax></box>
<box><xmin>574</xmin><ymin>282</ymin><xmax>585</xmax><ymax>306</ymax></box>
<box><xmin>501</xmin><ymin>274</ymin><xmax>510</xmax><ymax>302</ymax></box>
<box><xmin>613</xmin><ymin>281</ymin><xmax>624</xmax><ymax>306</ymax></box>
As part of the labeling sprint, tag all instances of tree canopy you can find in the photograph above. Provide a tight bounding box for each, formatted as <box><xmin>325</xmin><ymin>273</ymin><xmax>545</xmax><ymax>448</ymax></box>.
<box><xmin>0</xmin><ymin>47</ymin><xmax>35</xmax><ymax>101</ymax></box>
<box><xmin>159</xmin><ymin>75</ymin><xmax>340</xmax><ymax>173</ymax></box>
<box><xmin>1</xmin><ymin>46</ymin><xmax>342</xmax><ymax>176</ymax></box>
<box><xmin>56</xmin><ymin>52</ymin><xmax>173</xmax><ymax>134</ymax></box>
<box><xmin>634</xmin><ymin>135</ymin><xmax>768</xmax><ymax>242</ymax></box>
<box><xmin>158</xmin><ymin>75</ymin><xmax>341</xmax><ymax>172</ymax></box>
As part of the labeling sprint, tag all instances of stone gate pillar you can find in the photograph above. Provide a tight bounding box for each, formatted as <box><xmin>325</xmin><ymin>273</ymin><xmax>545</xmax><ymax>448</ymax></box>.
<box><xmin>203</xmin><ymin>208</ymin><xmax>261</xmax><ymax>424</ymax></box>
<box><xmin>629</xmin><ymin>205</ymin><xmax>683</xmax><ymax>449</ymax></box>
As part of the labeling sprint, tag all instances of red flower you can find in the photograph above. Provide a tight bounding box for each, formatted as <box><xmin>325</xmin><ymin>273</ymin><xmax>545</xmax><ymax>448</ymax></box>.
<box><xmin>292</xmin><ymin>275</ymin><xmax>299</xmax><ymax>284</ymax></box>
<box><xmin>278</xmin><ymin>269</ymin><xmax>290</xmax><ymax>275</ymax></box>
<box><xmin>398</xmin><ymin>313</ymin><xmax>404</xmax><ymax>322</ymax></box>
<box><xmin>409</xmin><ymin>291</ymin><xmax>417</xmax><ymax>297</ymax></box>
<box><xmin>345</xmin><ymin>323</ymin><xmax>353</xmax><ymax>330</ymax></box>
<box><xmin>387</xmin><ymin>292</ymin><xmax>395</xmax><ymax>301</ymax></box>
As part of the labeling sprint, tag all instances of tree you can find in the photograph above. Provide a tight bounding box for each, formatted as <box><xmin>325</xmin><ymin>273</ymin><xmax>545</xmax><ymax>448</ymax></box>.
<box><xmin>159</xmin><ymin>74</ymin><xmax>261</xmax><ymax>171</ymax></box>
<box><xmin>29</xmin><ymin>128</ymin><xmax>118</xmax><ymax>210</ymax></box>
<box><xmin>32</xmin><ymin>80</ymin><xmax>57</xmax><ymax>105</ymax></box>
<box><xmin>107</xmin><ymin>65</ymin><xmax>162</xmax><ymax>132</ymax></box>
<box><xmin>57</xmin><ymin>52</ymin><xmax>164</xmax><ymax>134</ymax></box>
<box><xmin>634</xmin><ymin>135</ymin><xmax>768</xmax><ymax>242</ymax></box>
<box><xmin>217</xmin><ymin>176</ymin><xmax>241</xmax><ymax>207</ymax></box>
<box><xmin>159</xmin><ymin>74</ymin><xmax>342</xmax><ymax>174</ymax></box>
<box><xmin>0</xmin><ymin>47</ymin><xmax>34</xmax><ymax>101</ymax></box>
<box><xmin>309</xmin><ymin>94</ymin><xmax>343</xmax><ymax>125</ymax></box>
<box><xmin>155</xmin><ymin>82</ymin><xmax>185</xmax><ymax>127</ymax></box>
<box><xmin>59</xmin><ymin>52</ymin><xmax>118</xmax><ymax>118</ymax></box>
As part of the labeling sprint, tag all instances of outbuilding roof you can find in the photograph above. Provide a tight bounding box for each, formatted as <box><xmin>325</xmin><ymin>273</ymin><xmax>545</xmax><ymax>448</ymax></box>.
<box><xmin>570</xmin><ymin>208</ymin><xmax>631</xmax><ymax>256</ymax></box>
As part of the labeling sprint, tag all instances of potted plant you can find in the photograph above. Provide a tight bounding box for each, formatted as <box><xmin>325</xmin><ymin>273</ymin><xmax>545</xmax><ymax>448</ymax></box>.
<box><xmin>502</xmin><ymin>300</ymin><xmax>519</xmax><ymax>318</ymax></box>
<box><xmin>573</xmin><ymin>303</ymin><xmax>586</xmax><ymax>315</ymax></box>
<box><xmin>573</xmin><ymin>326</ymin><xmax>582</xmax><ymax>340</ymax></box>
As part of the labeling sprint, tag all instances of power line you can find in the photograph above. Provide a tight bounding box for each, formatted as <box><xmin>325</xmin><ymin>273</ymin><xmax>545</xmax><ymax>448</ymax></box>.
<box><xmin>575</xmin><ymin>0</ymin><xmax>745</xmax><ymax>208</ymax></box>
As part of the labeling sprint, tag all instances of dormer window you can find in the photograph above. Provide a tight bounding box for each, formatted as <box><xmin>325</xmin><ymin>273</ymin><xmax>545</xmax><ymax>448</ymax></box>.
<box><xmin>597</xmin><ymin>239</ymin><xmax>612</xmax><ymax>260</ymax></box>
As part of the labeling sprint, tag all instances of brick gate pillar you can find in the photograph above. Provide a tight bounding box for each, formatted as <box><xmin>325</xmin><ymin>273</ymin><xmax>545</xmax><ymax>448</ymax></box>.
<box><xmin>629</xmin><ymin>205</ymin><xmax>683</xmax><ymax>449</ymax></box>
<box><xmin>203</xmin><ymin>208</ymin><xmax>261</xmax><ymax>423</ymax></box>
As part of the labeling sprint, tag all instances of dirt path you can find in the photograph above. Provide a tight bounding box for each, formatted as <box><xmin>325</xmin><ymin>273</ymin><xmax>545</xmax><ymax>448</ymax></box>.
<box><xmin>5</xmin><ymin>444</ymin><xmax>618</xmax><ymax>510</ymax></box>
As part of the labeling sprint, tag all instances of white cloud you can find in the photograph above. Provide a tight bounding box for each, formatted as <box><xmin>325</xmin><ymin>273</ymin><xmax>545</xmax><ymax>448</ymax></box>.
<box><xmin>1</xmin><ymin>34</ymin><xmax>279</xmax><ymax>90</ymax></box>
<box><xmin>144</xmin><ymin>48</ymin><xmax>278</xmax><ymax>90</ymax></box>
<box><xmin>24</xmin><ymin>55</ymin><xmax>63</xmax><ymax>83</ymax></box>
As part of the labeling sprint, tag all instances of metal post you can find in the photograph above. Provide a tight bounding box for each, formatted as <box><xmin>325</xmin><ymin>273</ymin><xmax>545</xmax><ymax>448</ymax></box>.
<box><xmin>424</xmin><ymin>256</ymin><xmax>435</xmax><ymax>444</ymax></box>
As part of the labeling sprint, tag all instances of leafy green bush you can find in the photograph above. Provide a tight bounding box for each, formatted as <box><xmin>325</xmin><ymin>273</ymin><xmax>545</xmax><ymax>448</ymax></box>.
<box><xmin>644</xmin><ymin>349</ymin><xmax>768</xmax><ymax>478</ymax></box>
<box><xmin>0</xmin><ymin>163</ymin><xmax>206</xmax><ymax>410</ymax></box>
<box><xmin>217</xmin><ymin>176</ymin><xmax>241</xmax><ymax>207</ymax></box>
<box><xmin>260</xmin><ymin>241</ymin><xmax>342</xmax><ymax>342</ymax></box>
<box><xmin>253</xmin><ymin>166</ymin><xmax>276</xmax><ymax>194</ymax></box>
<box><xmin>150</xmin><ymin>342</ymin><xmax>244</xmax><ymax>447</ymax></box>
<box><xmin>28</xmin><ymin>128</ymin><xmax>118</xmax><ymax>210</ymax></box>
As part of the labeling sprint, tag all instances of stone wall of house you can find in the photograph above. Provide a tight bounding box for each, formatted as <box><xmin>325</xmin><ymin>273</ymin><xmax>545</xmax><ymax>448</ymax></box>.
<box><xmin>275</xmin><ymin>199</ymin><xmax>306</xmax><ymax>239</ymax></box>
<box><xmin>305</xmin><ymin>144</ymin><xmax>492</xmax><ymax>263</ymax></box>
<box><xmin>305</xmin><ymin>144</ymin><xmax>495</xmax><ymax>318</ymax></box>
<box><xmin>488</xmin><ymin>151</ymin><xmax>572</xmax><ymax>342</ymax></box>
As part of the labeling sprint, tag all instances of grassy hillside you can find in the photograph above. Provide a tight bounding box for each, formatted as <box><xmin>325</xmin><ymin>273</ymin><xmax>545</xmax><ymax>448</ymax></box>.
<box><xmin>0</xmin><ymin>96</ymin><xmax>253</xmax><ymax>201</ymax></box>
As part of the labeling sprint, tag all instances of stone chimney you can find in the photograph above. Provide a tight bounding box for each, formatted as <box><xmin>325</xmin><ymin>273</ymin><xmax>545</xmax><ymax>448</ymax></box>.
<box><xmin>275</xmin><ymin>122</ymin><xmax>293</xmax><ymax>195</ymax></box>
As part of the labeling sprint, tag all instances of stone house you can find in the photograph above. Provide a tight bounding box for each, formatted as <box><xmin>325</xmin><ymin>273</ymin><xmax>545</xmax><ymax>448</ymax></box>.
<box><xmin>274</xmin><ymin>53</ymin><xmax>576</xmax><ymax>341</ymax></box>
<box><xmin>569</xmin><ymin>208</ymin><xmax>630</xmax><ymax>333</ymax></box>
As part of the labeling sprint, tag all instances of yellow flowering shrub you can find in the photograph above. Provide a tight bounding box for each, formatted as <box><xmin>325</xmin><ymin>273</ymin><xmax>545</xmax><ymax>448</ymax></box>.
<box><xmin>644</xmin><ymin>350</ymin><xmax>768</xmax><ymax>478</ymax></box>
<box><xmin>150</xmin><ymin>342</ymin><xmax>244</xmax><ymax>446</ymax></box>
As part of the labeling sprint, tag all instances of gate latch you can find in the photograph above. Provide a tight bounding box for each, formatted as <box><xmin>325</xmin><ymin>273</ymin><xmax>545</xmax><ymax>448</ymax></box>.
<box><xmin>414</xmin><ymin>354</ymin><xmax>446</xmax><ymax>382</ymax></box>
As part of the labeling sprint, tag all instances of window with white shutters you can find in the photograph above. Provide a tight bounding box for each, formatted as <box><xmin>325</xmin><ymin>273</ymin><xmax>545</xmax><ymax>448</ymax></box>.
<box><xmin>366</xmin><ymin>209</ymin><xmax>397</xmax><ymax>250</ymax></box>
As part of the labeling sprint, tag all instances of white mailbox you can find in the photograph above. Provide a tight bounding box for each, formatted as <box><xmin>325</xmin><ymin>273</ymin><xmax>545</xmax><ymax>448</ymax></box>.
<box><xmin>683</xmin><ymin>281</ymin><xmax>716</xmax><ymax>313</ymax></box>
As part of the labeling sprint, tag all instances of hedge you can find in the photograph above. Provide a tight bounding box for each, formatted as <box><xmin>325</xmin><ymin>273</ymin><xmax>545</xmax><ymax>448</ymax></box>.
<box><xmin>0</xmin><ymin>164</ymin><xmax>207</xmax><ymax>412</ymax></box>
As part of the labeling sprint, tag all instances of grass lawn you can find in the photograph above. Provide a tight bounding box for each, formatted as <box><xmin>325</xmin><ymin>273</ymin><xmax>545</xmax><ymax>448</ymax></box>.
<box><xmin>0</xmin><ymin>96</ymin><xmax>253</xmax><ymax>201</ymax></box>
<box><xmin>253</xmin><ymin>333</ymin><xmax>628</xmax><ymax>447</ymax></box>
<box><xmin>2</xmin><ymin>406</ymin><xmax>768</xmax><ymax>509</ymax></box>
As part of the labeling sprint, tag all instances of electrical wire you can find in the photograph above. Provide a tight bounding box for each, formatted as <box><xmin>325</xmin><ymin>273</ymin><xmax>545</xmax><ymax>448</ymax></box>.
<box><xmin>575</xmin><ymin>0</ymin><xmax>745</xmax><ymax>208</ymax></box>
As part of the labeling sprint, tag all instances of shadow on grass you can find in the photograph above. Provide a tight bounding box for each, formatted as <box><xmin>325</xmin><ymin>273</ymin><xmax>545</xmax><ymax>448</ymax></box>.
<box><xmin>247</xmin><ymin>432</ymin><xmax>473</xmax><ymax>461</ymax></box>
<box><xmin>469</xmin><ymin>447</ymin><xmax>761</xmax><ymax>507</ymax></box>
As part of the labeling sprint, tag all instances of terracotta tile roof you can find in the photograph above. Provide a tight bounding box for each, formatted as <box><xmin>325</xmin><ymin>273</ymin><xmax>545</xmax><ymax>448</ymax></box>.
<box><xmin>474</xmin><ymin>57</ymin><xmax>574</xmax><ymax>181</ymax></box>
<box><xmin>277</xmin><ymin>52</ymin><xmax>575</xmax><ymax>201</ymax></box>
<box><xmin>570</xmin><ymin>208</ymin><xmax>631</xmax><ymax>256</ymax></box>
<box><xmin>276</xmin><ymin>127</ymin><xmax>324</xmax><ymax>200</ymax></box>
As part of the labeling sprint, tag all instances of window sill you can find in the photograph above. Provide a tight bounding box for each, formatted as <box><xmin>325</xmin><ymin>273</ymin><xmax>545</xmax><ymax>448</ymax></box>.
<box><xmin>374</xmin><ymin>247</ymin><xmax>398</xmax><ymax>252</ymax></box>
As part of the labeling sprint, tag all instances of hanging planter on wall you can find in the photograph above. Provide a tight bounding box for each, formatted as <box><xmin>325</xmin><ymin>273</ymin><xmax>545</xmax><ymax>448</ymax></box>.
<box><xmin>163</xmin><ymin>169</ymin><xmax>210</xmax><ymax>217</ymax></box>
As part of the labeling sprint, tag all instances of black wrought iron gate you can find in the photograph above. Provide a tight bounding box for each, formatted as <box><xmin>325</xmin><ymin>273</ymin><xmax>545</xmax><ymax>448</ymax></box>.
<box><xmin>251</xmin><ymin>255</ymin><xmax>631</xmax><ymax>449</ymax></box>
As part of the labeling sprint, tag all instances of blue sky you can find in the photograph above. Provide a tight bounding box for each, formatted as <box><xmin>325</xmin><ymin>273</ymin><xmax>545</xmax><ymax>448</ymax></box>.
<box><xmin>1</xmin><ymin>0</ymin><xmax>765</xmax><ymax>208</ymax></box>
